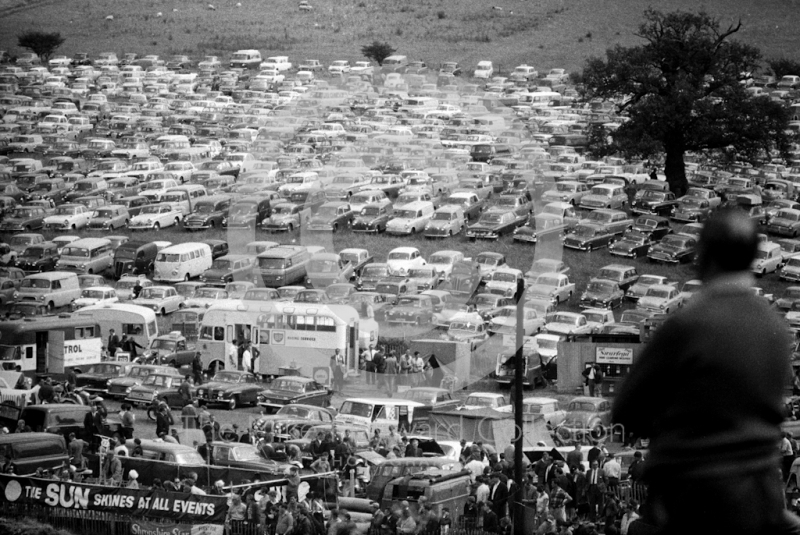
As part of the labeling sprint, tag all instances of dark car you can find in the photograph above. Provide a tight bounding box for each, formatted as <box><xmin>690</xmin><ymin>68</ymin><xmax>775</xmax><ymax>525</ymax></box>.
<box><xmin>307</xmin><ymin>201</ymin><xmax>355</xmax><ymax>232</ymax></box>
<box><xmin>112</xmin><ymin>240</ymin><xmax>158</xmax><ymax>278</ymax></box>
<box><xmin>631</xmin><ymin>215</ymin><xmax>672</xmax><ymax>240</ymax></box>
<box><xmin>15</xmin><ymin>241</ymin><xmax>59</xmax><ymax>273</ymax></box>
<box><xmin>442</xmin><ymin>192</ymin><xmax>486</xmax><ymax>222</ymax></box>
<box><xmin>288</xmin><ymin>189</ymin><xmax>326</xmax><ymax>211</ymax></box>
<box><xmin>200</xmin><ymin>254</ymin><xmax>255</xmax><ymax>287</ymax></box>
<box><xmin>257</xmin><ymin>376</ymin><xmax>333</xmax><ymax>412</ymax></box>
<box><xmin>631</xmin><ymin>190</ymin><xmax>678</xmax><ymax>216</ymax></box>
<box><xmin>285</xmin><ymin>423</ymin><xmax>370</xmax><ymax>460</ymax></box>
<box><xmin>209</xmin><ymin>441</ymin><xmax>288</xmax><ymax>474</ymax></box>
<box><xmin>117</xmin><ymin>195</ymin><xmax>151</xmax><ymax>217</ymax></box>
<box><xmin>0</xmin><ymin>205</ymin><xmax>47</xmax><ymax>232</ymax></box>
<box><xmin>251</xmin><ymin>404</ymin><xmax>336</xmax><ymax>441</ymax></box>
<box><xmin>580</xmin><ymin>278</ymin><xmax>625</xmax><ymax>309</ymax></box>
<box><xmin>647</xmin><ymin>233</ymin><xmax>698</xmax><ymax>264</ymax></box>
<box><xmin>182</xmin><ymin>195</ymin><xmax>232</xmax><ymax>231</ymax></box>
<box><xmin>226</xmin><ymin>197</ymin><xmax>273</xmax><ymax>229</ymax></box>
<box><xmin>28</xmin><ymin>178</ymin><xmax>69</xmax><ymax>205</ymax></box>
<box><xmin>352</xmin><ymin>203</ymin><xmax>392</xmax><ymax>233</ymax></box>
<box><xmin>75</xmin><ymin>361</ymin><xmax>131</xmax><ymax>394</ymax></box>
<box><xmin>126</xmin><ymin>373</ymin><xmax>192</xmax><ymax>408</ymax></box>
<box><xmin>384</xmin><ymin>294</ymin><xmax>437</xmax><ymax>325</ymax></box>
<box><xmin>563</xmin><ymin>223</ymin><xmax>617</xmax><ymax>252</ymax></box>
<box><xmin>466</xmin><ymin>211</ymin><xmax>525</xmax><ymax>240</ymax></box>
<box><xmin>193</xmin><ymin>370</ymin><xmax>262</xmax><ymax>410</ymax></box>
<box><xmin>471</xmin><ymin>144</ymin><xmax>497</xmax><ymax>163</ymax></box>
<box><xmin>671</xmin><ymin>196</ymin><xmax>713</xmax><ymax>223</ymax></box>
<box><xmin>202</xmin><ymin>239</ymin><xmax>230</xmax><ymax>260</ymax></box>
<box><xmin>608</xmin><ymin>230</ymin><xmax>656</xmax><ymax>259</ymax></box>
<box><xmin>356</xmin><ymin>262</ymin><xmax>390</xmax><ymax>291</ymax></box>
<box><xmin>107</xmin><ymin>364</ymin><xmax>180</xmax><ymax>400</ymax></box>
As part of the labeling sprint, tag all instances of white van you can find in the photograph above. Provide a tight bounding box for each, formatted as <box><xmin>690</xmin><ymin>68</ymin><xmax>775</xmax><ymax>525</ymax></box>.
<box><xmin>335</xmin><ymin>397</ymin><xmax>424</xmax><ymax>434</ymax></box>
<box><xmin>55</xmin><ymin>237</ymin><xmax>113</xmax><ymax>275</ymax></box>
<box><xmin>154</xmin><ymin>242</ymin><xmax>213</xmax><ymax>283</ymax></box>
<box><xmin>15</xmin><ymin>272</ymin><xmax>81</xmax><ymax>310</ymax></box>
<box><xmin>230</xmin><ymin>49</ymin><xmax>262</xmax><ymax>69</ymax></box>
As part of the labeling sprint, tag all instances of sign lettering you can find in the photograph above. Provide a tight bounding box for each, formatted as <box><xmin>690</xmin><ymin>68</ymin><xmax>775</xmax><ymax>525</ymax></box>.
<box><xmin>595</xmin><ymin>346</ymin><xmax>634</xmax><ymax>365</ymax></box>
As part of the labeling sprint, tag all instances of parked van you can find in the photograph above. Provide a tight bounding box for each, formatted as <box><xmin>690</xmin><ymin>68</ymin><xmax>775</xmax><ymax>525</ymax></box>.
<box><xmin>153</xmin><ymin>242</ymin><xmax>213</xmax><ymax>283</ymax></box>
<box><xmin>256</xmin><ymin>245</ymin><xmax>311</xmax><ymax>287</ymax></box>
<box><xmin>113</xmin><ymin>240</ymin><xmax>159</xmax><ymax>278</ymax></box>
<box><xmin>380</xmin><ymin>469</ymin><xmax>472</xmax><ymax>517</ymax></box>
<box><xmin>0</xmin><ymin>432</ymin><xmax>68</xmax><ymax>475</ymax></box>
<box><xmin>55</xmin><ymin>237</ymin><xmax>113</xmax><ymax>275</ymax></box>
<box><xmin>382</xmin><ymin>55</ymin><xmax>409</xmax><ymax>72</ymax></box>
<box><xmin>19</xmin><ymin>404</ymin><xmax>119</xmax><ymax>441</ymax></box>
<box><xmin>366</xmin><ymin>456</ymin><xmax>462</xmax><ymax>502</ymax></box>
<box><xmin>164</xmin><ymin>184</ymin><xmax>207</xmax><ymax>216</ymax></box>
<box><xmin>15</xmin><ymin>271</ymin><xmax>81</xmax><ymax>309</ymax></box>
<box><xmin>230</xmin><ymin>49</ymin><xmax>262</xmax><ymax>70</ymax></box>
<box><xmin>335</xmin><ymin>397</ymin><xmax>424</xmax><ymax>435</ymax></box>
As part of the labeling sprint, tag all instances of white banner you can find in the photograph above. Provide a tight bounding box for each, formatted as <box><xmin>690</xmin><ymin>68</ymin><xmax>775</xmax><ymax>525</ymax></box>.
<box><xmin>595</xmin><ymin>346</ymin><xmax>633</xmax><ymax>365</ymax></box>
<box><xmin>502</xmin><ymin>334</ymin><xmax>537</xmax><ymax>350</ymax></box>
<box><xmin>64</xmin><ymin>338</ymin><xmax>103</xmax><ymax>367</ymax></box>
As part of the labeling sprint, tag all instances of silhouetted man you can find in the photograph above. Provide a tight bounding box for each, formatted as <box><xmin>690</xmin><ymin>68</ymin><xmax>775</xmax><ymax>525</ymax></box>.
<box><xmin>614</xmin><ymin>208</ymin><xmax>800</xmax><ymax>534</ymax></box>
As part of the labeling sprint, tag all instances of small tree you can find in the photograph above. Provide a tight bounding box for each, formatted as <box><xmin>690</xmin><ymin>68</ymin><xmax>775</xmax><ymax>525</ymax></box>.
<box><xmin>17</xmin><ymin>31</ymin><xmax>65</xmax><ymax>63</ymax></box>
<box><xmin>768</xmin><ymin>57</ymin><xmax>800</xmax><ymax>80</ymax></box>
<box><xmin>360</xmin><ymin>41</ymin><xmax>395</xmax><ymax>66</ymax></box>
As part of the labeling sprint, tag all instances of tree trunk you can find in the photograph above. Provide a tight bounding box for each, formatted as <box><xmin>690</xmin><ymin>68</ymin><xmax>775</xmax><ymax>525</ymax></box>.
<box><xmin>664</xmin><ymin>136</ymin><xmax>688</xmax><ymax>197</ymax></box>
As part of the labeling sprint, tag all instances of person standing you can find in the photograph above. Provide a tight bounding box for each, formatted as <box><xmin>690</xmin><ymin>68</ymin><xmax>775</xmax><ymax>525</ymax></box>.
<box><xmin>582</xmin><ymin>363</ymin><xmax>602</xmax><ymax>397</ymax></box>
<box><xmin>373</xmin><ymin>349</ymin><xmax>385</xmax><ymax>390</ymax></box>
<box><xmin>182</xmin><ymin>399</ymin><xmax>199</xmax><ymax>429</ymax></box>
<box><xmin>613</xmin><ymin>208</ymin><xmax>800</xmax><ymax>535</ymax></box>
<box><xmin>585</xmin><ymin>460</ymin><xmax>605</xmax><ymax>521</ymax></box>
<box><xmin>602</xmin><ymin>452</ymin><xmax>621</xmax><ymax>492</ymax></box>
<box><xmin>242</xmin><ymin>343</ymin><xmax>252</xmax><ymax>373</ymax></box>
<box><xmin>228</xmin><ymin>339</ymin><xmax>238</xmax><ymax>370</ymax></box>
<box><xmin>330</xmin><ymin>351</ymin><xmax>343</xmax><ymax>392</ymax></box>
<box><xmin>120</xmin><ymin>403</ymin><xmax>135</xmax><ymax>440</ymax></box>
<box><xmin>411</xmin><ymin>351</ymin><xmax>424</xmax><ymax>387</ymax></box>
<box><xmin>384</xmin><ymin>351</ymin><xmax>397</xmax><ymax>393</ymax></box>
<box><xmin>398</xmin><ymin>350</ymin><xmax>410</xmax><ymax>388</ymax></box>
<box><xmin>566</xmin><ymin>443</ymin><xmax>583</xmax><ymax>472</ymax></box>
<box><xmin>363</xmin><ymin>344</ymin><xmax>375</xmax><ymax>385</ymax></box>
<box><xmin>155</xmin><ymin>403</ymin><xmax>173</xmax><ymax>438</ymax></box>
<box><xmin>178</xmin><ymin>375</ymin><xmax>193</xmax><ymax>406</ymax></box>
<box><xmin>107</xmin><ymin>329</ymin><xmax>120</xmax><ymax>358</ymax></box>
<box><xmin>192</xmin><ymin>353</ymin><xmax>204</xmax><ymax>386</ymax></box>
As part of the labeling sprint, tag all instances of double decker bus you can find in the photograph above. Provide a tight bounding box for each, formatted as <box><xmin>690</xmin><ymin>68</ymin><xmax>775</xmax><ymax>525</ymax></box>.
<box><xmin>0</xmin><ymin>314</ymin><xmax>103</xmax><ymax>375</ymax></box>
<box><xmin>198</xmin><ymin>301</ymin><xmax>378</xmax><ymax>379</ymax></box>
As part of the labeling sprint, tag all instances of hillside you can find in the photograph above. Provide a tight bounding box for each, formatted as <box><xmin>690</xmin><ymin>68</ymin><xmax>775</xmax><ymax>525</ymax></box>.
<box><xmin>1</xmin><ymin>0</ymin><xmax>799</xmax><ymax>73</ymax></box>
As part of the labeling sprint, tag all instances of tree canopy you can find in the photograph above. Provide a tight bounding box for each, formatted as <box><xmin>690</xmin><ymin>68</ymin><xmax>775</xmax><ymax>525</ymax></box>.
<box><xmin>360</xmin><ymin>41</ymin><xmax>395</xmax><ymax>66</ymax></box>
<box><xmin>581</xmin><ymin>9</ymin><xmax>792</xmax><ymax>195</ymax></box>
<box><xmin>17</xmin><ymin>31</ymin><xmax>65</xmax><ymax>64</ymax></box>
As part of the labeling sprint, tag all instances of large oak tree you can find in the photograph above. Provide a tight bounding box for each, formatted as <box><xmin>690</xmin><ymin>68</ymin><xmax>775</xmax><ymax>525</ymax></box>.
<box><xmin>582</xmin><ymin>9</ymin><xmax>792</xmax><ymax>195</ymax></box>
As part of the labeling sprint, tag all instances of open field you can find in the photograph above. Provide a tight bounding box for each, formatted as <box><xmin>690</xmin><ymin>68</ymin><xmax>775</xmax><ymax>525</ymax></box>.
<box><xmin>1</xmin><ymin>0</ymin><xmax>800</xmax><ymax>74</ymax></box>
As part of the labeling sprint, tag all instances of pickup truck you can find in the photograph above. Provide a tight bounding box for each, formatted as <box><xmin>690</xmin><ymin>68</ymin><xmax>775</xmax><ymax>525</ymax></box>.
<box><xmin>579</xmin><ymin>208</ymin><xmax>633</xmax><ymax>237</ymax></box>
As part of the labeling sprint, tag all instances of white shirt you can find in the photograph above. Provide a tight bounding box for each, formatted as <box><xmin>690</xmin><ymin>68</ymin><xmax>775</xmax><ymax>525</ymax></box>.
<box><xmin>228</xmin><ymin>344</ymin><xmax>238</xmax><ymax>366</ymax></box>
<box><xmin>475</xmin><ymin>483</ymin><xmax>490</xmax><ymax>504</ymax></box>
<box><xmin>242</xmin><ymin>348</ymin><xmax>252</xmax><ymax>371</ymax></box>
<box><xmin>466</xmin><ymin>459</ymin><xmax>485</xmax><ymax>481</ymax></box>
<box><xmin>621</xmin><ymin>511</ymin><xmax>640</xmax><ymax>535</ymax></box>
<box><xmin>189</xmin><ymin>485</ymin><xmax>207</xmax><ymax>495</ymax></box>
<box><xmin>603</xmin><ymin>458</ymin><xmax>621</xmax><ymax>479</ymax></box>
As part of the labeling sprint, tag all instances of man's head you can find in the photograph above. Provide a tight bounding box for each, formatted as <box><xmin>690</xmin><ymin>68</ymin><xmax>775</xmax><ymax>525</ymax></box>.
<box><xmin>591</xmin><ymin>461</ymin><xmax>599</xmax><ymax>469</ymax></box>
<box><xmin>697</xmin><ymin>207</ymin><xmax>758</xmax><ymax>280</ymax></box>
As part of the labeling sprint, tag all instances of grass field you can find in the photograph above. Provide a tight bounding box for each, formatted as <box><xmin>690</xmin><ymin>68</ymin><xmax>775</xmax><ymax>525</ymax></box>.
<box><xmin>1</xmin><ymin>0</ymin><xmax>800</xmax><ymax>75</ymax></box>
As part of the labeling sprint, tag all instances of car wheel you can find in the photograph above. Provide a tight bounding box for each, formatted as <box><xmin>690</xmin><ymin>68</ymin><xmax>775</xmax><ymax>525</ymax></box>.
<box><xmin>47</xmin><ymin>301</ymin><xmax>55</xmax><ymax>311</ymax></box>
<box><xmin>587</xmin><ymin>244</ymin><xmax>593</xmax><ymax>252</ymax></box>
<box><xmin>174</xmin><ymin>218</ymin><xmax>180</xmax><ymax>226</ymax></box>
<box><xmin>123</xmin><ymin>220</ymin><xmax>129</xmax><ymax>228</ymax></box>
<box><xmin>146</xmin><ymin>407</ymin><xmax>157</xmax><ymax>421</ymax></box>
<box><xmin>287</xmin><ymin>223</ymin><xmax>294</xmax><ymax>232</ymax></box>
<box><xmin>332</xmin><ymin>223</ymin><xmax>338</xmax><ymax>233</ymax></box>
<box><xmin>228</xmin><ymin>396</ymin><xmax>238</xmax><ymax>410</ymax></box>
<box><xmin>209</xmin><ymin>220</ymin><xmax>215</xmax><ymax>228</ymax></box>
<box><xmin>24</xmin><ymin>225</ymin><xmax>31</xmax><ymax>231</ymax></box>
<box><xmin>184</xmin><ymin>274</ymin><xmax>190</xmax><ymax>281</ymax></box>
<box><xmin>71</xmin><ymin>224</ymin><xmax>77</xmax><ymax>230</ymax></box>
<box><xmin>160</xmin><ymin>308</ymin><xmax>167</xmax><ymax>316</ymax></box>
<box><xmin>153</xmin><ymin>222</ymin><xmax>160</xmax><ymax>230</ymax></box>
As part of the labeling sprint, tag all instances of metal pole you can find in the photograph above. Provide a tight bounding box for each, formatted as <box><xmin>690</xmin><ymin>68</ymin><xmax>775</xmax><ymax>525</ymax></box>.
<box><xmin>513</xmin><ymin>287</ymin><xmax>525</xmax><ymax>535</ymax></box>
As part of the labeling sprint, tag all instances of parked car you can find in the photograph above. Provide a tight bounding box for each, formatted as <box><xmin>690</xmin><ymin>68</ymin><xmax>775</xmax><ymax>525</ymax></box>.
<box><xmin>193</xmin><ymin>370</ymin><xmax>262</xmax><ymax>409</ymax></box>
<box><xmin>257</xmin><ymin>376</ymin><xmax>333</xmax><ymax>412</ymax></box>
<box><xmin>647</xmin><ymin>234</ymin><xmax>698</xmax><ymax>264</ymax></box>
<box><xmin>579</xmin><ymin>279</ymin><xmax>625</xmax><ymax>309</ymax></box>
<box><xmin>132</xmin><ymin>285</ymin><xmax>185</xmax><ymax>315</ymax></box>
<box><xmin>557</xmin><ymin>397</ymin><xmax>612</xmax><ymax>441</ymax></box>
